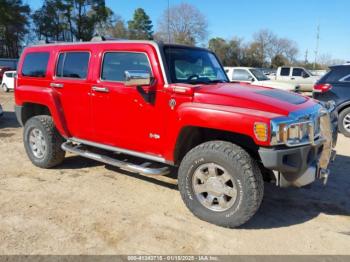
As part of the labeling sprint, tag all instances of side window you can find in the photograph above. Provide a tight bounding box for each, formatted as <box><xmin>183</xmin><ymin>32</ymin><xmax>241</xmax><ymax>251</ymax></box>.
<box><xmin>56</xmin><ymin>52</ymin><xmax>90</xmax><ymax>79</ymax></box>
<box><xmin>232</xmin><ymin>69</ymin><xmax>252</xmax><ymax>81</ymax></box>
<box><xmin>101</xmin><ymin>52</ymin><xmax>151</xmax><ymax>82</ymax></box>
<box><xmin>280</xmin><ymin>67</ymin><xmax>290</xmax><ymax>76</ymax></box>
<box><xmin>343</xmin><ymin>75</ymin><xmax>350</xmax><ymax>82</ymax></box>
<box><xmin>22</xmin><ymin>52</ymin><xmax>50</xmax><ymax>77</ymax></box>
<box><xmin>322</xmin><ymin>66</ymin><xmax>350</xmax><ymax>83</ymax></box>
<box><xmin>292</xmin><ymin>68</ymin><xmax>303</xmax><ymax>77</ymax></box>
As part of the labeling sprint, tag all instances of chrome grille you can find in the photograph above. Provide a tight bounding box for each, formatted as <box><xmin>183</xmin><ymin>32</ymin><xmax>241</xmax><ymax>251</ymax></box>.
<box><xmin>271</xmin><ymin>103</ymin><xmax>330</xmax><ymax>147</ymax></box>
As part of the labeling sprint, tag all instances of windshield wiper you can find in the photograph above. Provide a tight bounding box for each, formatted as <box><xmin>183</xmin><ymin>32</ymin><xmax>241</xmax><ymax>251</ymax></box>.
<box><xmin>209</xmin><ymin>80</ymin><xmax>229</xmax><ymax>83</ymax></box>
<box><xmin>188</xmin><ymin>80</ymin><xmax>211</xmax><ymax>85</ymax></box>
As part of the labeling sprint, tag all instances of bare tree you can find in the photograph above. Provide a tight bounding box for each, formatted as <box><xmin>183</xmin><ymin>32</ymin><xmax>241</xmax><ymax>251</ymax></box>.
<box><xmin>156</xmin><ymin>3</ymin><xmax>208</xmax><ymax>46</ymax></box>
<box><xmin>252</xmin><ymin>29</ymin><xmax>299</xmax><ymax>66</ymax></box>
<box><xmin>253</xmin><ymin>29</ymin><xmax>277</xmax><ymax>66</ymax></box>
<box><xmin>108</xmin><ymin>15</ymin><xmax>128</xmax><ymax>39</ymax></box>
<box><xmin>274</xmin><ymin>38</ymin><xmax>298</xmax><ymax>62</ymax></box>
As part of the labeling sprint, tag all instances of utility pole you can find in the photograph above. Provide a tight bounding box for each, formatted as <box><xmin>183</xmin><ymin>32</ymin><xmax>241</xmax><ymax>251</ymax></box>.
<box><xmin>313</xmin><ymin>24</ymin><xmax>320</xmax><ymax>70</ymax></box>
<box><xmin>304</xmin><ymin>49</ymin><xmax>308</xmax><ymax>65</ymax></box>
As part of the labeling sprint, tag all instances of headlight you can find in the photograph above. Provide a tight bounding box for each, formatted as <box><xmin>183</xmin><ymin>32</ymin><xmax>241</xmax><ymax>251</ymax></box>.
<box><xmin>271</xmin><ymin>121</ymin><xmax>314</xmax><ymax>146</ymax></box>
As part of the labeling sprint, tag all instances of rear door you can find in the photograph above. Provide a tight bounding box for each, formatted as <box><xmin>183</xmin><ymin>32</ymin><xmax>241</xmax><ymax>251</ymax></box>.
<box><xmin>50</xmin><ymin>50</ymin><xmax>93</xmax><ymax>140</ymax></box>
<box><xmin>278</xmin><ymin>67</ymin><xmax>291</xmax><ymax>81</ymax></box>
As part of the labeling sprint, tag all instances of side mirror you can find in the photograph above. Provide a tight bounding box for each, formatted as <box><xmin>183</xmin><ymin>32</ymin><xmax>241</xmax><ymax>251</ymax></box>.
<box><xmin>303</xmin><ymin>73</ymin><xmax>310</xmax><ymax>78</ymax></box>
<box><xmin>124</xmin><ymin>70</ymin><xmax>151</xmax><ymax>86</ymax></box>
<box><xmin>248</xmin><ymin>76</ymin><xmax>255</xmax><ymax>82</ymax></box>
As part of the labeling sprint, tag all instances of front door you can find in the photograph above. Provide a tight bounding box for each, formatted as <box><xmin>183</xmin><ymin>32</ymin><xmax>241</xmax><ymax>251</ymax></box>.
<box><xmin>90</xmin><ymin>48</ymin><xmax>168</xmax><ymax>157</ymax></box>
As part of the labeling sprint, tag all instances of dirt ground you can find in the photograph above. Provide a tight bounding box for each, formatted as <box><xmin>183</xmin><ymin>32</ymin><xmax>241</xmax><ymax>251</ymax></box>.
<box><xmin>0</xmin><ymin>91</ymin><xmax>349</xmax><ymax>255</ymax></box>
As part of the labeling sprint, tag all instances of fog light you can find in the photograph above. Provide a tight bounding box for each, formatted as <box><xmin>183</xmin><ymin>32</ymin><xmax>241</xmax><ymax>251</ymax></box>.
<box><xmin>254</xmin><ymin>122</ymin><xmax>268</xmax><ymax>142</ymax></box>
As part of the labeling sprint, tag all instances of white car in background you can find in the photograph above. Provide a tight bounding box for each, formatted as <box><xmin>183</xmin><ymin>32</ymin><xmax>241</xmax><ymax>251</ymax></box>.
<box><xmin>224</xmin><ymin>67</ymin><xmax>297</xmax><ymax>91</ymax></box>
<box><xmin>1</xmin><ymin>70</ymin><xmax>16</xmax><ymax>92</ymax></box>
<box><xmin>270</xmin><ymin>66</ymin><xmax>320</xmax><ymax>92</ymax></box>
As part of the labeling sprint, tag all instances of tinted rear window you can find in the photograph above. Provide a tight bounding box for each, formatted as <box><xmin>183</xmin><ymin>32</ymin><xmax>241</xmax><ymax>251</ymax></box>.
<box><xmin>56</xmin><ymin>52</ymin><xmax>90</xmax><ymax>79</ymax></box>
<box><xmin>22</xmin><ymin>52</ymin><xmax>50</xmax><ymax>77</ymax></box>
<box><xmin>320</xmin><ymin>66</ymin><xmax>350</xmax><ymax>83</ymax></box>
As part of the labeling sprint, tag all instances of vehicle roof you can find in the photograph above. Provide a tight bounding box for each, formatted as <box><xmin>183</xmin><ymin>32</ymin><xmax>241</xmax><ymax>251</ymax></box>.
<box><xmin>4</xmin><ymin>70</ymin><xmax>16</xmax><ymax>73</ymax></box>
<box><xmin>224</xmin><ymin>67</ymin><xmax>253</xmax><ymax>70</ymax></box>
<box><xmin>25</xmin><ymin>40</ymin><xmax>209</xmax><ymax>53</ymax></box>
<box><xmin>330</xmin><ymin>64</ymin><xmax>350</xmax><ymax>69</ymax></box>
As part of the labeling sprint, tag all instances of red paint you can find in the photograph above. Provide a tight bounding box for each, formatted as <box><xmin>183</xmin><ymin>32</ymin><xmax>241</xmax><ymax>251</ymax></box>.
<box><xmin>15</xmin><ymin>41</ymin><xmax>319</xmax><ymax>163</ymax></box>
<box><xmin>314</xmin><ymin>83</ymin><xmax>332</xmax><ymax>93</ymax></box>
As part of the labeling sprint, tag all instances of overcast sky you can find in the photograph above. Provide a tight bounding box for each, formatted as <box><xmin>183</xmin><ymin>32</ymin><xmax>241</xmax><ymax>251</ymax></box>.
<box><xmin>27</xmin><ymin>0</ymin><xmax>350</xmax><ymax>62</ymax></box>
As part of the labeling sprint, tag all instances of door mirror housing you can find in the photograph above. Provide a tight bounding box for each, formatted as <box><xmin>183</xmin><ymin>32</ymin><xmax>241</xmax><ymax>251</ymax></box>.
<box><xmin>124</xmin><ymin>70</ymin><xmax>151</xmax><ymax>86</ymax></box>
<box><xmin>302</xmin><ymin>72</ymin><xmax>310</xmax><ymax>78</ymax></box>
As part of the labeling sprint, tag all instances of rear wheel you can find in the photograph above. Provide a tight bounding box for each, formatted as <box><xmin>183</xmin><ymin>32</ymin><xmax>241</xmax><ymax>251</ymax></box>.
<box><xmin>178</xmin><ymin>141</ymin><xmax>264</xmax><ymax>228</ymax></box>
<box><xmin>339</xmin><ymin>107</ymin><xmax>350</xmax><ymax>137</ymax></box>
<box><xmin>2</xmin><ymin>84</ymin><xmax>9</xmax><ymax>92</ymax></box>
<box><xmin>23</xmin><ymin>115</ymin><xmax>65</xmax><ymax>168</ymax></box>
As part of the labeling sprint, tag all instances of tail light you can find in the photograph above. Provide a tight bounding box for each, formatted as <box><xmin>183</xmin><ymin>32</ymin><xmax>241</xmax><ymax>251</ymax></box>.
<box><xmin>313</xmin><ymin>83</ymin><xmax>332</xmax><ymax>93</ymax></box>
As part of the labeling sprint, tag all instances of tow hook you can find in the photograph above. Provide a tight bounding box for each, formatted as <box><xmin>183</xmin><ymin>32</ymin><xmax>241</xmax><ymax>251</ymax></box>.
<box><xmin>319</xmin><ymin>168</ymin><xmax>330</xmax><ymax>185</ymax></box>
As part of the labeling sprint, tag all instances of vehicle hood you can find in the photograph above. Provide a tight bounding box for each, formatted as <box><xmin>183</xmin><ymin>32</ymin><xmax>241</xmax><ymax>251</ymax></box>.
<box><xmin>193</xmin><ymin>83</ymin><xmax>315</xmax><ymax>117</ymax></box>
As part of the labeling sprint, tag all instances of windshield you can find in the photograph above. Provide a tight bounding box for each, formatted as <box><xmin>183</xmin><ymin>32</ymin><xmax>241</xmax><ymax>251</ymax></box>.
<box><xmin>304</xmin><ymin>68</ymin><xmax>314</xmax><ymax>76</ymax></box>
<box><xmin>250</xmin><ymin>68</ymin><xmax>270</xmax><ymax>81</ymax></box>
<box><xmin>164</xmin><ymin>46</ymin><xmax>229</xmax><ymax>84</ymax></box>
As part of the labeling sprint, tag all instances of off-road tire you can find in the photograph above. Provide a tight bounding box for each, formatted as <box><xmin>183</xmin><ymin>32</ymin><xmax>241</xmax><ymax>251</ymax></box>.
<box><xmin>2</xmin><ymin>84</ymin><xmax>9</xmax><ymax>92</ymax></box>
<box><xmin>23</xmin><ymin>115</ymin><xmax>65</xmax><ymax>168</ymax></box>
<box><xmin>178</xmin><ymin>141</ymin><xmax>264</xmax><ymax>228</ymax></box>
<box><xmin>339</xmin><ymin>107</ymin><xmax>350</xmax><ymax>137</ymax></box>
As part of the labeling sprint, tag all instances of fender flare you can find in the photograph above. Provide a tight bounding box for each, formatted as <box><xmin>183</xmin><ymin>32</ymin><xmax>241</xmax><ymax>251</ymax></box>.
<box><xmin>16</xmin><ymin>86</ymin><xmax>70</xmax><ymax>138</ymax></box>
<box><xmin>336</xmin><ymin>101</ymin><xmax>350</xmax><ymax>113</ymax></box>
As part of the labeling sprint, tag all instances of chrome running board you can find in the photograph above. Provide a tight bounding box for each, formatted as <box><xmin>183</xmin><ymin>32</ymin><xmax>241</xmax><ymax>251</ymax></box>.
<box><xmin>61</xmin><ymin>142</ymin><xmax>170</xmax><ymax>176</ymax></box>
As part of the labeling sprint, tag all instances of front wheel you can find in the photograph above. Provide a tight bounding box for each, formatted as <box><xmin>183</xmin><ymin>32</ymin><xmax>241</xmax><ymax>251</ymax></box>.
<box><xmin>23</xmin><ymin>115</ymin><xmax>66</xmax><ymax>168</ymax></box>
<box><xmin>178</xmin><ymin>141</ymin><xmax>264</xmax><ymax>228</ymax></box>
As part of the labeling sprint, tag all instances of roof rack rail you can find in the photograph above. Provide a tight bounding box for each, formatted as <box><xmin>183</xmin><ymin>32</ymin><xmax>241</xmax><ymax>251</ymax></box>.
<box><xmin>90</xmin><ymin>36</ymin><xmax>126</xmax><ymax>42</ymax></box>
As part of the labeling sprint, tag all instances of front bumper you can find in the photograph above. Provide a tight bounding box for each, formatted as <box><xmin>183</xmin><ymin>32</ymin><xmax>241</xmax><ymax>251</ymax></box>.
<box><xmin>259</xmin><ymin>108</ymin><xmax>338</xmax><ymax>187</ymax></box>
<box><xmin>259</xmin><ymin>140</ymin><xmax>330</xmax><ymax>187</ymax></box>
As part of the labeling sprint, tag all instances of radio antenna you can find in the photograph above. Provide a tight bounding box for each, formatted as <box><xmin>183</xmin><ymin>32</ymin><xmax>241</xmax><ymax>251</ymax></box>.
<box><xmin>167</xmin><ymin>0</ymin><xmax>170</xmax><ymax>43</ymax></box>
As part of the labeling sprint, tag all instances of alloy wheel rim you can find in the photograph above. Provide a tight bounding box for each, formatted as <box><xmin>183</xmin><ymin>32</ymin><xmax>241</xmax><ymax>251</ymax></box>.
<box><xmin>29</xmin><ymin>128</ymin><xmax>47</xmax><ymax>159</ymax></box>
<box><xmin>343</xmin><ymin>113</ymin><xmax>350</xmax><ymax>132</ymax></box>
<box><xmin>192</xmin><ymin>163</ymin><xmax>238</xmax><ymax>212</ymax></box>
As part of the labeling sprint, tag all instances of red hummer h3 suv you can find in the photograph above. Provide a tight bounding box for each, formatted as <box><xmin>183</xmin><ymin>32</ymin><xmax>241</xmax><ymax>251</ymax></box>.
<box><xmin>14</xmin><ymin>40</ymin><xmax>337</xmax><ymax>227</ymax></box>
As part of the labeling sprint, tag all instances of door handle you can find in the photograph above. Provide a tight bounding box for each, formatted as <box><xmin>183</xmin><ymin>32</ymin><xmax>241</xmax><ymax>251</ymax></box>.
<box><xmin>92</xmin><ymin>86</ymin><xmax>109</xmax><ymax>93</ymax></box>
<box><xmin>291</xmin><ymin>77</ymin><xmax>295</xmax><ymax>80</ymax></box>
<box><xmin>50</xmin><ymin>83</ymin><xmax>64</xmax><ymax>88</ymax></box>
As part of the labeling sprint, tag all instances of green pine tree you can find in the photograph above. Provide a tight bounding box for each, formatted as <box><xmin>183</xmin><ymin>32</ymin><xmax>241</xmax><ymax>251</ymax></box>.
<box><xmin>128</xmin><ymin>8</ymin><xmax>153</xmax><ymax>40</ymax></box>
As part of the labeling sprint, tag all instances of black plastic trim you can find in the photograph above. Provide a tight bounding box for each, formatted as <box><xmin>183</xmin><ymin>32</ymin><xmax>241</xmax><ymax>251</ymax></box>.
<box><xmin>259</xmin><ymin>142</ymin><xmax>324</xmax><ymax>181</ymax></box>
<box><xmin>15</xmin><ymin>105</ymin><xmax>23</xmax><ymax>126</ymax></box>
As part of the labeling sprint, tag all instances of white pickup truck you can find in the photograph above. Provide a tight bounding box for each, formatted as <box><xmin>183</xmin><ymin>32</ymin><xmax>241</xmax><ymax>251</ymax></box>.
<box><xmin>224</xmin><ymin>67</ymin><xmax>297</xmax><ymax>91</ymax></box>
<box><xmin>270</xmin><ymin>66</ymin><xmax>321</xmax><ymax>92</ymax></box>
